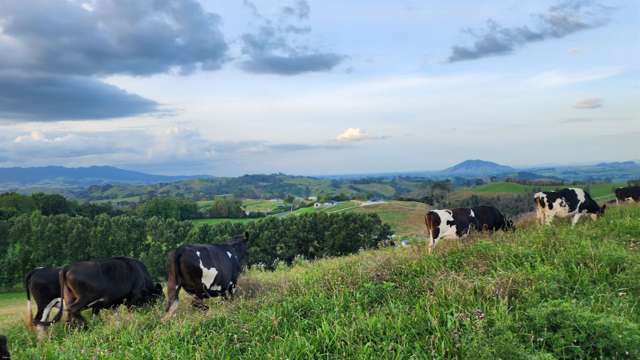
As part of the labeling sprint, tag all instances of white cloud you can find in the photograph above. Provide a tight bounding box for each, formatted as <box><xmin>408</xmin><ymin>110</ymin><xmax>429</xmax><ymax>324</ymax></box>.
<box><xmin>567</xmin><ymin>48</ymin><xmax>580</xmax><ymax>55</ymax></box>
<box><xmin>336</xmin><ymin>128</ymin><xmax>387</xmax><ymax>142</ymax></box>
<box><xmin>526</xmin><ymin>68</ymin><xmax>623</xmax><ymax>88</ymax></box>
<box><xmin>573</xmin><ymin>97</ymin><xmax>603</xmax><ymax>109</ymax></box>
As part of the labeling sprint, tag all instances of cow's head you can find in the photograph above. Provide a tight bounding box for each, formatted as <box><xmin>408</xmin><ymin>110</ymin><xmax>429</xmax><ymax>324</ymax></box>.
<box><xmin>590</xmin><ymin>204</ymin><xmax>607</xmax><ymax>220</ymax></box>
<box><xmin>229</xmin><ymin>232</ymin><xmax>249</xmax><ymax>262</ymax></box>
<box><xmin>144</xmin><ymin>283</ymin><xmax>164</xmax><ymax>304</ymax></box>
<box><xmin>504</xmin><ymin>218</ymin><xmax>515</xmax><ymax>231</ymax></box>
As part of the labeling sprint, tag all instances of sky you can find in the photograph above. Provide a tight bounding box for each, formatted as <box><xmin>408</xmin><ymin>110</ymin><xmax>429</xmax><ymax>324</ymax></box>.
<box><xmin>0</xmin><ymin>0</ymin><xmax>638</xmax><ymax>176</ymax></box>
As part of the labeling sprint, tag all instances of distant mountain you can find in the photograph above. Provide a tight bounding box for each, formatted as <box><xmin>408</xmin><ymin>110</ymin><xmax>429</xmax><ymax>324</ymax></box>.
<box><xmin>0</xmin><ymin>166</ymin><xmax>206</xmax><ymax>188</ymax></box>
<box><xmin>442</xmin><ymin>160</ymin><xmax>514</xmax><ymax>175</ymax></box>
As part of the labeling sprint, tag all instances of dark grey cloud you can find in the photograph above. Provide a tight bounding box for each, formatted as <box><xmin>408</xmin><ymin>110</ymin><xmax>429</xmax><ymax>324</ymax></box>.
<box><xmin>0</xmin><ymin>0</ymin><xmax>228</xmax><ymax>76</ymax></box>
<box><xmin>447</xmin><ymin>0</ymin><xmax>613</xmax><ymax>62</ymax></box>
<box><xmin>0</xmin><ymin>0</ymin><xmax>227</xmax><ymax>121</ymax></box>
<box><xmin>281</xmin><ymin>0</ymin><xmax>311</xmax><ymax>20</ymax></box>
<box><xmin>240</xmin><ymin>1</ymin><xmax>346</xmax><ymax>75</ymax></box>
<box><xmin>0</xmin><ymin>73</ymin><xmax>158</xmax><ymax>121</ymax></box>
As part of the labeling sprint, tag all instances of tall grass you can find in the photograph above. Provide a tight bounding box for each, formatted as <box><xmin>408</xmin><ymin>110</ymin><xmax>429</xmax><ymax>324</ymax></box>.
<box><xmin>4</xmin><ymin>205</ymin><xmax>640</xmax><ymax>359</ymax></box>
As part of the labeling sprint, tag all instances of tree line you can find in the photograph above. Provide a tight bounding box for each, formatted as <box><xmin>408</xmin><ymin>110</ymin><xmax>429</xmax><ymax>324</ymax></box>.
<box><xmin>0</xmin><ymin>192</ymin><xmax>259</xmax><ymax>221</ymax></box>
<box><xmin>0</xmin><ymin>211</ymin><xmax>392</xmax><ymax>289</ymax></box>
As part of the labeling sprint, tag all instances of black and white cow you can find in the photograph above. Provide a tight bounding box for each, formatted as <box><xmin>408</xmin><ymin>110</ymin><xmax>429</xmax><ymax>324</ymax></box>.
<box><xmin>472</xmin><ymin>205</ymin><xmax>514</xmax><ymax>232</ymax></box>
<box><xmin>25</xmin><ymin>267</ymin><xmax>62</xmax><ymax>329</ymax></box>
<box><xmin>0</xmin><ymin>335</ymin><xmax>9</xmax><ymax>360</ymax></box>
<box><xmin>165</xmin><ymin>233</ymin><xmax>248</xmax><ymax>316</ymax></box>
<box><xmin>534</xmin><ymin>188</ymin><xmax>606</xmax><ymax>226</ymax></box>
<box><xmin>424</xmin><ymin>208</ymin><xmax>478</xmax><ymax>254</ymax></box>
<box><xmin>60</xmin><ymin>257</ymin><xmax>163</xmax><ymax>326</ymax></box>
<box><xmin>615</xmin><ymin>186</ymin><xmax>640</xmax><ymax>203</ymax></box>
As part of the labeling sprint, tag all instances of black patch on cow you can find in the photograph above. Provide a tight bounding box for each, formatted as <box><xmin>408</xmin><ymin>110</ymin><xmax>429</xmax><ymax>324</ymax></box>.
<box><xmin>0</xmin><ymin>335</ymin><xmax>9</xmax><ymax>360</ymax></box>
<box><xmin>451</xmin><ymin>208</ymin><xmax>478</xmax><ymax>237</ymax></box>
<box><xmin>615</xmin><ymin>186</ymin><xmax>640</xmax><ymax>202</ymax></box>
<box><xmin>472</xmin><ymin>205</ymin><xmax>512</xmax><ymax>231</ymax></box>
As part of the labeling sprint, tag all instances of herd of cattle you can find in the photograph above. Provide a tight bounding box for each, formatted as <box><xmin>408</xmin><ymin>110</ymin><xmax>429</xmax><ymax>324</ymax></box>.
<box><xmin>0</xmin><ymin>185</ymin><xmax>638</xmax><ymax>357</ymax></box>
<box><xmin>425</xmin><ymin>186</ymin><xmax>637</xmax><ymax>253</ymax></box>
<box><xmin>23</xmin><ymin>232</ymin><xmax>249</xmax><ymax>332</ymax></box>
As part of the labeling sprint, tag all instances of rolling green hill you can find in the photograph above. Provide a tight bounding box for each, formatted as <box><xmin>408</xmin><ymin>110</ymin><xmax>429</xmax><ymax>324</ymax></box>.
<box><xmin>470</xmin><ymin>181</ymin><xmax>623</xmax><ymax>201</ymax></box>
<box><xmin>4</xmin><ymin>205</ymin><xmax>639</xmax><ymax>358</ymax></box>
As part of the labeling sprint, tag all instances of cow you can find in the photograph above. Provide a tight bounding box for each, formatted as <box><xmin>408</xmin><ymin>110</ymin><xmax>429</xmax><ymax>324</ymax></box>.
<box><xmin>0</xmin><ymin>335</ymin><xmax>9</xmax><ymax>360</ymax></box>
<box><xmin>424</xmin><ymin>208</ymin><xmax>478</xmax><ymax>254</ymax></box>
<box><xmin>534</xmin><ymin>188</ymin><xmax>606</xmax><ymax>226</ymax></box>
<box><xmin>615</xmin><ymin>186</ymin><xmax>640</xmax><ymax>203</ymax></box>
<box><xmin>472</xmin><ymin>205</ymin><xmax>514</xmax><ymax>232</ymax></box>
<box><xmin>60</xmin><ymin>256</ymin><xmax>163</xmax><ymax>327</ymax></box>
<box><xmin>165</xmin><ymin>232</ymin><xmax>249</xmax><ymax>316</ymax></box>
<box><xmin>25</xmin><ymin>267</ymin><xmax>62</xmax><ymax>329</ymax></box>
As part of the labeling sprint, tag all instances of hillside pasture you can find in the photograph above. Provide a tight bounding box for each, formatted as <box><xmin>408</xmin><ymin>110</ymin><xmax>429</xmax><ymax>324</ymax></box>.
<box><xmin>4</xmin><ymin>205</ymin><xmax>638</xmax><ymax>358</ymax></box>
<box><xmin>470</xmin><ymin>181</ymin><xmax>622</xmax><ymax>201</ymax></box>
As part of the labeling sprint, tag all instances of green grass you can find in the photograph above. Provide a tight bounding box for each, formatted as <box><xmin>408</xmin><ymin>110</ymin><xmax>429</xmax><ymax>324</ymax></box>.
<box><xmin>4</xmin><ymin>205</ymin><xmax>640</xmax><ymax>359</ymax></box>
<box><xmin>470</xmin><ymin>181</ymin><xmax>622</xmax><ymax>201</ymax></box>
<box><xmin>0</xmin><ymin>292</ymin><xmax>24</xmax><ymax>332</ymax></box>
<box><xmin>191</xmin><ymin>218</ymin><xmax>259</xmax><ymax>226</ymax></box>
<box><xmin>289</xmin><ymin>201</ymin><xmax>359</xmax><ymax>216</ymax></box>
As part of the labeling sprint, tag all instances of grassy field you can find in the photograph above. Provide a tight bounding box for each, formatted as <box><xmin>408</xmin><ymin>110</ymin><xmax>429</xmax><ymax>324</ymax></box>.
<box><xmin>470</xmin><ymin>181</ymin><xmax>623</xmax><ymax>201</ymax></box>
<box><xmin>191</xmin><ymin>218</ymin><xmax>260</xmax><ymax>226</ymax></box>
<box><xmin>4</xmin><ymin>204</ymin><xmax>639</xmax><ymax>359</ymax></box>
<box><xmin>0</xmin><ymin>292</ymin><xmax>23</xmax><ymax>332</ymax></box>
<box><xmin>352</xmin><ymin>201</ymin><xmax>428</xmax><ymax>238</ymax></box>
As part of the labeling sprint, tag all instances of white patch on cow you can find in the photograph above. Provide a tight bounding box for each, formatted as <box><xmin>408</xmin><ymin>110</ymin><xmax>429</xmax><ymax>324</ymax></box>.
<box><xmin>469</xmin><ymin>209</ymin><xmax>475</xmax><ymax>218</ymax></box>
<box><xmin>211</xmin><ymin>285</ymin><xmax>222</xmax><ymax>291</ymax></box>
<box><xmin>226</xmin><ymin>251</ymin><xmax>232</xmax><ymax>258</ymax></box>
<box><xmin>572</xmin><ymin>188</ymin><xmax>586</xmax><ymax>203</ymax></box>
<box><xmin>40</xmin><ymin>297</ymin><xmax>62</xmax><ymax>322</ymax></box>
<box><xmin>431</xmin><ymin>210</ymin><xmax>458</xmax><ymax>241</ymax></box>
<box><xmin>196</xmin><ymin>251</ymin><xmax>218</xmax><ymax>289</ymax></box>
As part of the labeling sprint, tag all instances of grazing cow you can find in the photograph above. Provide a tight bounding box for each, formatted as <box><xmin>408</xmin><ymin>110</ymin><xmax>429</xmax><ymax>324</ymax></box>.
<box><xmin>165</xmin><ymin>232</ymin><xmax>249</xmax><ymax>315</ymax></box>
<box><xmin>424</xmin><ymin>208</ymin><xmax>478</xmax><ymax>254</ymax></box>
<box><xmin>25</xmin><ymin>267</ymin><xmax>62</xmax><ymax>329</ymax></box>
<box><xmin>472</xmin><ymin>205</ymin><xmax>514</xmax><ymax>232</ymax></box>
<box><xmin>534</xmin><ymin>188</ymin><xmax>606</xmax><ymax>226</ymax></box>
<box><xmin>615</xmin><ymin>186</ymin><xmax>640</xmax><ymax>203</ymax></box>
<box><xmin>60</xmin><ymin>257</ymin><xmax>163</xmax><ymax>326</ymax></box>
<box><xmin>0</xmin><ymin>335</ymin><xmax>9</xmax><ymax>360</ymax></box>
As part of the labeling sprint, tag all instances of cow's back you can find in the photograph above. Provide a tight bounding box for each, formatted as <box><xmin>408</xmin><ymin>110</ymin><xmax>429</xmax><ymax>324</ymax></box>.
<box><xmin>472</xmin><ymin>205</ymin><xmax>508</xmax><ymax>231</ymax></box>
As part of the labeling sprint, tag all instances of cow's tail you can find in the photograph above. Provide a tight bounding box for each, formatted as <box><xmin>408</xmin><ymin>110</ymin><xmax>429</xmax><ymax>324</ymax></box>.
<box><xmin>165</xmin><ymin>250</ymin><xmax>181</xmax><ymax>314</ymax></box>
<box><xmin>424</xmin><ymin>212</ymin><xmax>434</xmax><ymax>253</ymax></box>
<box><xmin>53</xmin><ymin>267</ymin><xmax>68</xmax><ymax>325</ymax></box>
<box><xmin>24</xmin><ymin>269</ymin><xmax>36</xmax><ymax>328</ymax></box>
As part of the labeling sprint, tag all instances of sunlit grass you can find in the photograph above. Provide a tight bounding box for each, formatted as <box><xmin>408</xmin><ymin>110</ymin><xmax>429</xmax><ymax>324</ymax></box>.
<box><xmin>4</xmin><ymin>205</ymin><xmax>639</xmax><ymax>359</ymax></box>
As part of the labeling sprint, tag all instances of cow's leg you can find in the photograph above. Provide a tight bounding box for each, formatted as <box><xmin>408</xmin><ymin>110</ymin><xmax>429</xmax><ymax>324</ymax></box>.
<box><xmin>571</xmin><ymin>213</ymin><xmax>582</xmax><ymax>227</ymax></box>
<box><xmin>165</xmin><ymin>250</ymin><xmax>181</xmax><ymax>315</ymax></box>
<box><xmin>191</xmin><ymin>296</ymin><xmax>209</xmax><ymax>311</ymax></box>
<box><xmin>32</xmin><ymin>300</ymin><xmax>45</xmax><ymax>327</ymax></box>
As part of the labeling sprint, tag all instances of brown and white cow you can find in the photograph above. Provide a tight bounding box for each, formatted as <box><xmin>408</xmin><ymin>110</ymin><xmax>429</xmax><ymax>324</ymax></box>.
<box><xmin>615</xmin><ymin>186</ymin><xmax>640</xmax><ymax>204</ymax></box>
<box><xmin>424</xmin><ymin>208</ymin><xmax>477</xmax><ymax>254</ymax></box>
<box><xmin>534</xmin><ymin>188</ymin><xmax>605</xmax><ymax>226</ymax></box>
